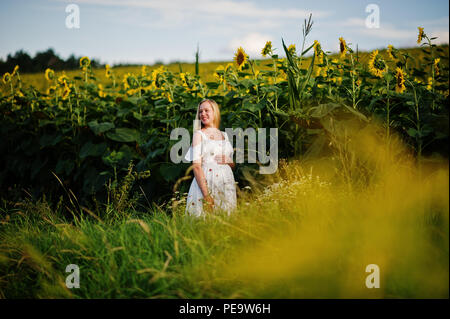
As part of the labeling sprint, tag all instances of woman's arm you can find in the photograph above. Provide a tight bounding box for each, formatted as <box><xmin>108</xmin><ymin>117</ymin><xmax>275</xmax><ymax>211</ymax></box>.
<box><xmin>191</xmin><ymin>132</ymin><xmax>214</xmax><ymax>207</ymax></box>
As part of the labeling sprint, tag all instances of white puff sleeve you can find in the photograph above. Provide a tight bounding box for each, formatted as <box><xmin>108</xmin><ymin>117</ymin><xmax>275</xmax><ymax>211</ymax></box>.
<box><xmin>184</xmin><ymin>130</ymin><xmax>203</xmax><ymax>163</ymax></box>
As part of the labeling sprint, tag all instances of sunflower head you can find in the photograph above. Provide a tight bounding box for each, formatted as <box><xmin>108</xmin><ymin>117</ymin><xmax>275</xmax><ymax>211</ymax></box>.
<box><xmin>434</xmin><ymin>58</ymin><xmax>440</xmax><ymax>76</ymax></box>
<box><xmin>46</xmin><ymin>85</ymin><xmax>57</xmax><ymax>96</ymax></box>
<box><xmin>287</xmin><ymin>44</ymin><xmax>296</xmax><ymax>57</ymax></box>
<box><xmin>225</xmin><ymin>63</ymin><xmax>234</xmax><ymax>73</ymax></box>
<box><xmin>313</xmin><ymin>40</ymin><xmax>322</xmax><ymax>56</ymax></box>
<box><xmin>395</xmin><ymin>67</ymin><xmax>406</xmax><ymax>94</ymax></box>
<box><xmin>141</xmin><ymin>65</ymin><xmax>148</xmax><ymax>76</ymax></box>
<box><xmin>58</xmin><ymin>74</ymin><xmax>69</xmax><ymax>85</ymax></box>
<box><xmin>215</xmin><ymin>65</ymin><xmax>225</xmax><ymax>80</ymax></box>
<box><xmin>45</xmin><ymin>68</ymin><xmax>55</xmax><ymax>81</ymax></box>
<box><xmin>339</xmin><ymin>37</ymin><xmax>347</xmax><ymax>58</ymax></box>
<box><xmin>234</xmin><ymin>47</ymin><xmax>248</xmax><ymax>70</ymax></box>
<box><xmin>123</xmin><ymin>73</ymin><xmax>139</xmax><ymax>90</ymax></box>
<box><xmin>261</xmin><ymin>41</ymin><xmax>273</xmax><ymax>57</ymax></box>
<box><xmin>105</xmin><ymin>65</ymin><xmax>112</xmax><ymax>79</ymax></box>
<box><xmin>61</xmin><ymin>82</ymin><xmax>71</xmax><ymax>100</ymax></box>
<box><xmin>417</xmin><ymin>27</ymin><xmax>425</xmax><ymax>44</ymax></box>
<box><xmin>80</xmin><ymin>56</ymin><xmax>91</xmax><ymax>68</ymax></box>
<box><xmin>12</xmin><ymin>65</ymin><xmax>19</xmax><ymax>77</ymax></box>
<box><xmin>427</xmin><ymin>77</ymin><xmax>433</xmax><ymax>90</ymax></box>
<box><xmin>2</xmin><ymin>72</ymin><xmax>11</xmax><ymax>84</ymax></box>
<box><xmin>368</xmin><ymin>50</ymin><xmax>387</xmax><ymax>78</ymax></box>
<box><xmin>179</xmin><ymin>72</ymin><xmax>188</xmax><ymax>87</ymax></box>
<box><xmin>151</xmin><ymin>66</ymin><xmax>166</xmax><ymax>88</ymax></box>
<box><xmin>387</xmin><ymin>45</ymin><xmax>397</xmax><ymax>60</ymax></box>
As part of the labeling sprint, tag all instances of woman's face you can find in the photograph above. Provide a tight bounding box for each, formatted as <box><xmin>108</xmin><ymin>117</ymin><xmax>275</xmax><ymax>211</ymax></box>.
<box><xmin>199</xmin><ymin>101</ymin><xmax>214</xmax><ymax>127</ymax></box>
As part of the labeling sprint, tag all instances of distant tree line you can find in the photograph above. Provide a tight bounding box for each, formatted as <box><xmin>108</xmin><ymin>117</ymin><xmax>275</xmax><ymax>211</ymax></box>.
<box><xmin>0</xmin><ymin>48</ymin><xmax>103</xmax><ymax>74</ymax></box>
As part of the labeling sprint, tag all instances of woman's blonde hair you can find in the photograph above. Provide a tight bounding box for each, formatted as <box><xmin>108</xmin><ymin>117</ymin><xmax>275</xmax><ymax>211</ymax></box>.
<box><xmin>194</xmin><ymin>99</ymin><xmax>221</xmax><ymax>131</ymax></box>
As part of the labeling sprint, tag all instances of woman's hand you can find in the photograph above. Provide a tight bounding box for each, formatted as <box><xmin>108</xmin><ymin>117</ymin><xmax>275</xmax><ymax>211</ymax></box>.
<box><xmin>204</xmin><ymin>195</ymin><xmax>215</xmax><ymax>212</ymax></box>
<box><xmin>214</xmin><ymin>154</ymin><xmax>231</xmax><ymax>165</ymax></box>
<box><xmin>215</xmin><ymin>154</ymin><xmax>235</xmax><ymax>169</ymax></box>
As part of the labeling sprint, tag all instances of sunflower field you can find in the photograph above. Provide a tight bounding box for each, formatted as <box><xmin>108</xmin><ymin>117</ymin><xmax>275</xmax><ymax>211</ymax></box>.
<box><xmin>0</xmin><ymin>18</ymin><xmax>449</xmax><ymax>298</ymax></box>
<box><xmin>1</xmin><ymin>23</ymin><xmax>448</xmax><ymax>207</ymax></box>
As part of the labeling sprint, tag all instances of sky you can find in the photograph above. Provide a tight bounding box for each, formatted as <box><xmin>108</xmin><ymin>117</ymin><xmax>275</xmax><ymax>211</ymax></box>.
<box><xmin>0</xmin><ymin>0</ymin><xmax>448</xmax><ymax>65</ymax></box>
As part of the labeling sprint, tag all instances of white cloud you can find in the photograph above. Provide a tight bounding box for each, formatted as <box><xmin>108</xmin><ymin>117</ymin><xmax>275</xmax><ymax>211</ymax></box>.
<box><xmin>428</xmin><ymin>29</ymin><xmax>449</xmax><ymax>45</ymax></box>
<box><xmin>333</xmin><ymin>16</ymin><xmax>449</xmax><ymax>45</ymax></box>
<box><xmin>340</xmin><ymin>17</ymin><xmax>365</xmax><ymax>27</ymax></box>
<box><xmin>227</xmin><ymin>32</ymin><xmax>274</xmax><ymax>58</ymax></box>
<box><xmin>55</xmin><ymin>0</ymin><xmax>330</xmax><ymax>29</ymax></box>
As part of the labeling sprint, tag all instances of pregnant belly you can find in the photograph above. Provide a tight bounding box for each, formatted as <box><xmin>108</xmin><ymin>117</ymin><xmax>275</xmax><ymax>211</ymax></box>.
<box><xmin>202</xmin><ymin>162</ymin><xmax>235</xmax><ymax>181</ymax></box>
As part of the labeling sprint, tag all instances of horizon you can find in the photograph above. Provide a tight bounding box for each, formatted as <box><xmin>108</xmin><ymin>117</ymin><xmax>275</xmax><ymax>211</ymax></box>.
<box><xmin>1</xmin><ymin>0</ymin><xmax>449</xmax><ymax>65</ymax></box>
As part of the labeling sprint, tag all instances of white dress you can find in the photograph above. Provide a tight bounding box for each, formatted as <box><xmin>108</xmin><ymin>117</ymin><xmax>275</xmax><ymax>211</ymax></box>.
<box><xmin>184</xmin><ymin>130</ymin><xmax>237</xmax><ymax>217</ymax></box>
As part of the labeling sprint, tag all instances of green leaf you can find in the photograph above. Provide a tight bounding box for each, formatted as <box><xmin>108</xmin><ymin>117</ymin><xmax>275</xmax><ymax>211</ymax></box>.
<box><xmin>88</xmin><ymin>120</ymin><xmax>115</xmax><ymax>135</ymax></box>
<box><xmin>106</xmin><ymin>128</ymin><xmax>139</xmax><ymax>142</ymax></box>
<box><xmin>40</xmin><ymin>133</ymin><xmax>62</xmax><ymax>148</ymax></box>
<box><xmin>309</xmin><ymin>103</ymin><xmax>340</xmax><ymax>118</ymax></box>
<box><xmin>243</xmin><ymin>101</ymin><xmax>264</xmax><ymax>112</ymax></box>
<box><xmin>407</xmin><ymin>128</ymin><xmax>418</xmax><ymax>137</ymax></box>
<box><xmin>159</xmin><ymin>163</ymin><xmax>185</xmax><ymax>182</ymax></box>
<box><xmin>55</xmin><ymin>158</ymin><xmax>75</xmax><ymax>176</ymax></box>
<box><xmin>79</xmin><ymin>142</ymin><xmax>107</xmax><ymax>159</ymax></box>
<box><xmin>206</xmin><ymin>82</ymin><xmax>220</xmax><ymax>89</ymax></box>
<box><xmin>127</xmin><ymin>96</ymin><xmax>145</xmax><ymax>105</ymax></box>
<box><xmin>301</xmin><ymin>42</ymin><xmax>315</xmax><ymax>56</ymax></box>
<box><xmin>147</xmin><ymin>147</ymin><xmax>165</xmax><ymax>159</ymax></box>
<box><xmin>282</xmin><ymin>38</ymin><xmax>299</xmax><ymax>72</ymax></box>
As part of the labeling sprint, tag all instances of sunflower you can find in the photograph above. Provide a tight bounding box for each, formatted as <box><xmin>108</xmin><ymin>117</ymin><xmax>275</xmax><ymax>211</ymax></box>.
<box><xmin>11</xmin><ymin>65</ymin><xmax>19</xmax><ymax>77</ymax></box>
<box><xmin>179</xmin><ymin>72</ymin><xmax>188</xmax><ymax>88</ymax></box>
<box><xmin>314</xmin><ymin>64</ymin><xmax>322</xmax><ymax>77</ymax></box>
<box><xmin>61</xmin><ymin>82</ymin><xmax>71</xmax><ymax>100</ymax></box>
<box><xmin>234</xmin><ymin>47</ymin><xmax>248</xmax><ymax>70</ymax></box>
<box><xmin>225</xmin><ymin>63</ymin><xmax>234</xmax><ymax>72</ymax></box>
<box><xmin>331</xmin><ymin>77</ymin><xmax>343</xmax><ymax>85</ymax></box>
<box><xmin>339</xmin><ymin>37</ymin><xmax>347</xmax><ymax>58</ymax></box>
<box><xmin>151</xmin><ymin>66</ymin><xmax>166</xmax><ymax>88</ymax></box>
<box><xmin>141</xmin><ymin>65</ymin><xmax>148</xmax><ymax>76</ymax></box>
<box><xmin>46</xmin><ymin>85</ymin><xmax>57</xmax><ymax>96</ymax></box>
<box><xmin>166</xmin><ymin>91</ymin><xmax>173</xmax><ymax>103</ymax></box>
<box><xmin>98</xmin><ymin>84</ymin><xmax>106</xmax><ymax>98</ymax></box>
<box><xmin>427</xmin><ymin>77</ymin><xmax>432</xmax><ymax>90</ymax></box>
<box><xmin>287</xmin><ymin>44</ymin><xmax>296</xmax><ymax>57</ymax></box>
<box><xmin>313</xmin><ymin>40</ymin><xmax>322</xmax><ymax>56</ymax></box>
<box><xmin>79</xmin><ymin>56</ymin><xmax>91</xmax><ymax>68</ymax></box>
<box><xmin>2</xmin><ymin>72</ymin><xmax>11</xmax><ymax>84</ymax></box>
<box><xmin>214</xmin><ymin>65</ymin><xmax>225</xmax><ymax>81</ymax></box>
<box><xmin>99</xmin><ymin>90</ymin><xmax>107</xmax><ymax>98</ymax></box>
<box><xmin>395</xmin><ymin>67</ymin><xmax>406</xmax><ymax>93</ymax></box>
<box><xmin>261</xmin><ymin>41</ymin><xmax>273</xmax><ymax>57</ymax></box>
<box><xmin>123</xmin><ymin>73</ymin><xmax>139</xmax><ymax>90</ymax></box>
<box><xmin>387</xmin><ymin>45</ymin><xmax>397</xmax><ymax>60</ymax></box>
<box><xmin>434</xmin><ymin>58</ymin><xmax>440</xmax><ymax>76</ymax></box>
<box><xmin>417</xmin><ymin>27</ymin><xmax>425</xmax><ymax>44</ymax></box>
<box><xmin>105</xmin><ymin>64</ymin><xmax>112</xmax><ymax>79</ymax></box>
<box><xmin>368</xmin><ymin>50</ymin><xmax>387</xmax><ymax>78</ymax></box>
<box><xmin>58</xmin><ymin>74</ymin><xmax>69</xmax><ymax>84</ymax></box>
<box><xmin>45</xmin><ymin>68</ymin><xmax>55</xmax><ymax>81</ymax></box>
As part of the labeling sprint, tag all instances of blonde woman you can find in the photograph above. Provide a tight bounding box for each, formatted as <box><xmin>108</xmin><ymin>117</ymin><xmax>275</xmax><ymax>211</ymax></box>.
<box><xmin>184</xmin><ymin>99</ymin><xmax>237</xmax><ymax>217</ymax></box>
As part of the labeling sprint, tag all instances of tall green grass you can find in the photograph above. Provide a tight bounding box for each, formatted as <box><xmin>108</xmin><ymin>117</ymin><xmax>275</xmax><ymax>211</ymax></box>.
<box><xmin>0</xmin><ymin>119</ymin><xmax>448</xmax><ymax>299</ymax></box>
